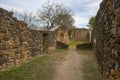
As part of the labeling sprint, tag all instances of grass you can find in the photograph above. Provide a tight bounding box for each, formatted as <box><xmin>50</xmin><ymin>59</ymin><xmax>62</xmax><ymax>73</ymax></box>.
<box><xmin>78</xmin><ymin>50</ymin><xmax>101</xmax><ymax>80</ymax></box>
<box><xmin>0</xmin><ymin>48</ymin><xmax>100</xmax><ymax>80</ymax></box>
<box><xmin>69</xmin><ymin>41</ymin><xmax>89</xmax><ymax>46</ymax></box>
<box><xmin>77</xmin><ymin>49</ymin><xmax>93</xmax><ymax>54</ymax></box>
<box><xmin>0</xmin><ymin>49</ymin><xmax>67</xmax><ymax>80</ymax></box>
<box><xmin>52</xmin><ymin>48</ymin><xmax>68</xmax><ymax>53</ymax></box>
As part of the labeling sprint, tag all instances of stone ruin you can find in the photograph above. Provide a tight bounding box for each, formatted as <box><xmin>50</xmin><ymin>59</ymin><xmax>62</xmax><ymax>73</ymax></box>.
<box><xmin>56</xmin><ymin>27</ymin><xmax>91</xmax><ymax>43</ymax></box>
<box><xmin>72</xmin><ymin>28</ymin><xmax>90</xmax><ymax>42</ymax></box>
<box><xmin>57</xmin><ymin>27</ymin><xmax>69</xmax><ymax>44</ymax></box>
<box><xmin>56</xmin><ymin>27</ymin><xmax>91</xmax><ymax>49</ymax></box>
<box><xmin>0</xmin><ymin>8</ymin><xmax>57</xmax><ymax>71</ymax></box>
<box><xmin>93</xmin><ymin>0</ymin><xmax>120</xmax><ymax>80</ymax></box>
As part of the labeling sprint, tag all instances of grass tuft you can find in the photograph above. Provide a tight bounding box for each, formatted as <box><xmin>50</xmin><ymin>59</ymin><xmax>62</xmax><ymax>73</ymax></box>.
<box><xmin>0</xmin><ymin>49</ymin><xmax>67</xmax><ymax>80</ymax></box>
<box><xmin>69</xmin><ymin>41</ymin><xmax>89</xmax><ymax>46</ymax></box>
<box><xmin>78</xmin><ymin>50</ymin><xmax>101</xmax><ymax>80</ymax></box>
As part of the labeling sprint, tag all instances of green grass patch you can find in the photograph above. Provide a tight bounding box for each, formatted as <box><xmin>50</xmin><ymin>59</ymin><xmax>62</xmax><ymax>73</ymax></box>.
<box><xmin>0</xmin><ymin>56</ymin><xmax>53</xmax><ymax>80</ymax></box>
<box><xmin>52</xmin><ymin>48</ymin><xmax>68</xmax><ymax>53</ymax></box>
<box><xmin>0</xmin><ymin>51</ymin><xmax>66</xmax><ymax>80</ymax></box>
<box><xmin>69</xmin><ymin>41</ymin><xmax>89</xmax><ymax>46</ymax></box>
<box><xmin>78</xmin><ymin>50</ymin><xmax>101</xmax><ymax>80</ymax></box>
<box><xmin>77</xmin><ymin>49</ymin><xmax>93</xmax><ymax>54</ymax></box>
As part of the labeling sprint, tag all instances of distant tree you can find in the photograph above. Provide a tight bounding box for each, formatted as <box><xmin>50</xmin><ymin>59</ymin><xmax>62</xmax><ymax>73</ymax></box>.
<box><xmin>87</xmin><ymin>16</ymin><xmax>95</xmax><ymax>29</ymax></box>
<box><xmin>54</xmin><ymin>9</ymin><xmax>74</xmax><ymax>30</ymax></box>
<box><xmin>37</xmin><ymin>2</ymin><xmax>74</xmax><ymax>29</ymax></box>
<box><xmin>87</xmin><ymin>16</ymin><xmax>95</xmax><ymax>42</ymax></box>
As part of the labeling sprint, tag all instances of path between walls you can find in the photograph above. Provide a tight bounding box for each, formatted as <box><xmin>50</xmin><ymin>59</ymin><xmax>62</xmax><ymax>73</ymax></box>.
<box><xmin>53</xmin><ymin>48</ymin><xmax>88</xmax><ymax>80</ymax></box>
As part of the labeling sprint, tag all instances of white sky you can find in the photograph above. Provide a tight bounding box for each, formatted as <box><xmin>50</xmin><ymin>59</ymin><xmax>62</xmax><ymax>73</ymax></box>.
<box><xmin>0</xmin><ymin>0</ymin><xmax>102</xmax><ymax>28</ymax></box>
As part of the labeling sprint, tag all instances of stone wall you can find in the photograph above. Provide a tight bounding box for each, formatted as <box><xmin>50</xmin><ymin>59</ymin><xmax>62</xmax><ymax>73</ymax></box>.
<box><xmin>0</xmin><ymin>8</ymin><xmax>52</xmax><ymax>71</ymax></box>
<box><xmin>57</xmin><ymin>28</ymin><xmax>69</xmax><ymax>44</ymax></box>
<box><xmin>72</xmin><ymin>28</ymin><xmax>90</xmax><ymax>42</ymax></box>
<box><xmin>93</xmin><ymin>0</ymin><xmax>120</xmax><ymax>80</ymax></box>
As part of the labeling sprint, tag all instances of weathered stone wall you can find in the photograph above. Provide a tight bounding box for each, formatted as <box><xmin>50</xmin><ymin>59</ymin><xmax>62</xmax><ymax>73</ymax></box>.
<box><xmin>93</xmin><ymin>0</ymin><xmax>120</xmax><ymax>80</ymax></box>
<box><xmin>73</xmin><ymin>28</ymin><xmax>90</xmax><ymax>42</ymax></box>
<box><xmin>76</xmin><ymin>43</ymin><xmax>92</xmax><ymax>50</ymax></box>
<box><xmin>57</xmin><ymin>28</ymin><xmax>69</xmax><ymax>44</ymax></box>
<box><xmin>0</xmin><ymin>8</ymin><xmax>50</xmax><ymax>71</ymax></box>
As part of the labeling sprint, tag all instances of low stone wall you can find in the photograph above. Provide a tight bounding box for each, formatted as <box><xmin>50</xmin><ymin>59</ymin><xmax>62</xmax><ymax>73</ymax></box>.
<box><xmin>76</xmin><ymin>43</ymin><xmax>92</xmax><ymax>50</ymax></box>
<box><xmin>93</xmin><ymin>0</ymin><xmax>120</xmax><ymax>80</ymax></box>
<box><xmin>0</xmin><ymin>8</ymin><xmax>51</xmax><ymax>71</ymax></box>
<box><xmin>56</xmin><ymin>41</ymin><xmax>69</xmax><ymax>49</ymax></box>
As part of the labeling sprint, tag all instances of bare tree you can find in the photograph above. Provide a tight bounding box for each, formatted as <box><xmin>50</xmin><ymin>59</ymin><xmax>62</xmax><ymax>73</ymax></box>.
<box><xmin>13</xmin><ymin>10</ymin><xmax>39</xmax><ymax>29</ymax></box>
<box><xmin>54</xmin><ymin>8</ymin><xmax>74</xmax><ymax>30</ymax></box>
<box><xmin>21</xmin><ymin>11</ymin><xmax>37</xmax><ymax>28</ymax></box>
<box><xmin>37</xmin><ymin>2</ymin><xmax>74</xmax><ymax>29</ymax></box>
<box><xmin>13</xmin><ymin>2</ymin><xmax>74</xmax><ymax>30</ymax></box>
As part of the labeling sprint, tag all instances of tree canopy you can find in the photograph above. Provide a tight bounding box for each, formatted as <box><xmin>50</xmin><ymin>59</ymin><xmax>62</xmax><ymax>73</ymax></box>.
<box><xmin>13</xmin><ymin>2</ymin><xmax>74</xmax><ymax>30</ymax></box>
<box><xmin>87</xmin><ymin>16</ymin><xmax>95</xmax><ymax>29</ymax></box>
<box><xmin>37</xmin><ymin>2</ymin><xmax>74</xmax><ymax>29</ymax></box>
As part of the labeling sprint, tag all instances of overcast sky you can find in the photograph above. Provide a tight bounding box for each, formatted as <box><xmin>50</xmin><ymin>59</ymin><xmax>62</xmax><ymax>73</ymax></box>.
<box><xmin>0</xmin><ymin>0</ymin><xmax>102</xmax><ymax>28</ymax></box>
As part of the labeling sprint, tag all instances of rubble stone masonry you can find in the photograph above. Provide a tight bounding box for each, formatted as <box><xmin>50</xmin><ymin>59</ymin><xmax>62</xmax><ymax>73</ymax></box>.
<box><xmin>73</xmin><ymin>28</ymin><xmax>90</xmax><ymax>42</ymax></box>
<box><xmin>93</xmin><ymin>0</ymin><xmax>120</xmax><ymax>80</ymax></box>
<box><xmin>0</xmin><ymin>8</ymin><xmax>51</xmax><ymax>71</ymax></box>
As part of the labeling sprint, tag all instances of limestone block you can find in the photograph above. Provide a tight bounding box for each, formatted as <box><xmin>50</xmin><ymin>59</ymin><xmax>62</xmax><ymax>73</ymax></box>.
<box><xmin>21</xmin><ymin>42</ymin><xmax>29</xmax><ymax>61</ymax></box>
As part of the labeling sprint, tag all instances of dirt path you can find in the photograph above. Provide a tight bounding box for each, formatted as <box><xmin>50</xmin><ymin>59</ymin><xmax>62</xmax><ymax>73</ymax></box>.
<box><xmin>53</xmin><ymin>48</ymin><xmax>87</xmax><ymax>80</ymax></box>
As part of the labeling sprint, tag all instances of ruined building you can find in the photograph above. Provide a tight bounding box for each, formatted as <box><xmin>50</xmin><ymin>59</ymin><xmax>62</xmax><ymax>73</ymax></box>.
<box><xmin>73</xmin><ymin>28</ymin><xmax>90</xmax><ymax>42</ymax></box>
<box><xmin>57</xmin><ymin>28</ymin><xmax>90</xmax><ymax>44</ymax></box>
<box><xmin>57</xmin><ymin>27</ymin><xmax>69</xmax><ymax>44</ymax></box>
